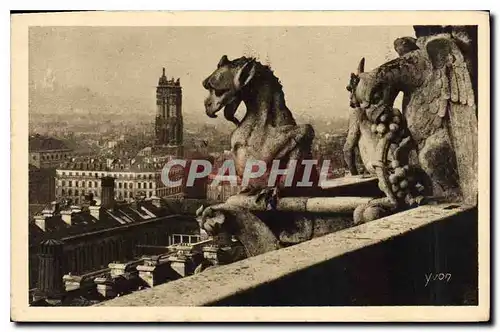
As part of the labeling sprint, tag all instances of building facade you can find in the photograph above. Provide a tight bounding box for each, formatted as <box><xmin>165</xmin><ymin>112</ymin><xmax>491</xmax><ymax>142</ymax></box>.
<box><xmin>55</xmin><ymin>157</ymin><xmax>184</xmax><ymax>204</ymax></box>
<box><xmin>29</xmin><ymin>134</ymin><xmax>73</xmax><ymax>205</ymax></box>
<box><xmin>29</xmin><ymin>134</ymin><xmax>73</xmax><ymax>169</ymax></box>
<box><xmin>154</xmin><ymin>68</ymin><xmax>183</xmax><ymax>157</ymax></box>
<box><xmin>206</xmin><ymin>152</ymin><xmax>242</xmax><ymax>202</ymax></box>
<box><xmin>30</xmin><ymin>165</ymin><xmax>57</xmax><ymax>204</ymax></box>
<box><xmin>29</xmin><ymin>177</ymin><xmax>200</xmax><ymax>290</ymax></box>
<box><xmin>207</xmin><ymin>174</ymin><xmax>242</xmax><ymax>202</ymax></box>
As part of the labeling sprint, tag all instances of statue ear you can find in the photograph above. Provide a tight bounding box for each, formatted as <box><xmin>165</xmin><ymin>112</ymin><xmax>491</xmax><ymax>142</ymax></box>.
<box><xmin>234</xmin><ymin>60</ymin><xmax>256</xmax><ymax>90</ymax></box>
<box><xmin>357</xmin><ymin>57</ymin><xmax>365</xmax><ymax>74</ymax></box>
<box><xmin>218</xmin><ymin>55</ymin><xmax>230</xmax><ymax>68</ymax></box>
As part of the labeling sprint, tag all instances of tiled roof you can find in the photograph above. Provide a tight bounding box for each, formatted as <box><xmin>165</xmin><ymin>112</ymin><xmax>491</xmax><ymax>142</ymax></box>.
<box><xmin>29</xmin><ymin>134</ymin><xmax>69</xmax><ymax>152</ymax></box>
<box><xmin>29</xmin><ymin>222</ymin><xmax>45</xmax><ymax>244</ymax></box>
<box><xmin>29</xmin><ymin>204</ymin><xmax>46</xmax><ymax>220</ymax></box>
<box><xmin>108</xmin><ymin>158</ymin><xmax>163</xmax><ymax>172</ymax></box>
<box><xmin>29</xmin><ymin>200</ymin><xmax>171</xmax><ymax>242</ymax></box>
<box><xmin>58</xmin><ymin>158</ymin><xmax>109</xmax><ymax>171</ymax></box>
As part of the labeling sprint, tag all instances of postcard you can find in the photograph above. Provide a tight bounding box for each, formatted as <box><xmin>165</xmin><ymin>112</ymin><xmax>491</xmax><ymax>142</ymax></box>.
<box><xmin>11</xmin><ymin>10</ymin><xmax>490</xmax><ymax>322</ymax></box>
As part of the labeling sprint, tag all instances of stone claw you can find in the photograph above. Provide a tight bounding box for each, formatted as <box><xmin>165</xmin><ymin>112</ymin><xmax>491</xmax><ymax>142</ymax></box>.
<box><xmin>239</xmin><ymin>186</ymin><xmax>252</xmax><ymax>194</ymax></box>
<box><xmin>195</xmin><ymin>204</ymin><xmax>205</xmax><ymax>217</ymax></box>
<box><xmin>254</xmin><ymin>187</ymin><xmax>272</xmax><ymax>203</ymax></box>
<box><xmin>197</xmin><ymin>205</ymin><xmax>227</xmax><ymax>235</ymax></box>
<box><xmin>353</xmin><ymin>198</ymin><xmax>396</xmax><ymax>225</ymax></box>
<box><xmin>254</xmin><ymin>187</ymin><xmax>279</xmax><ymax>210</ymax></box>
<box><xmin>239</xmin><ymin>185</ymin><xmax>262</xmax><ymax>196</ymax></box>
<box><xmin>278</xmin><ymin>217</ymin><xmax>313</xmax><ymax>244</ymax></box>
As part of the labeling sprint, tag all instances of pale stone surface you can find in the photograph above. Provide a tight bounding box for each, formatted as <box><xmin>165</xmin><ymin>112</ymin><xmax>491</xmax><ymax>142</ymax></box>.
<box><xmin>306</xmin><ymin>197</ymin><xmax>373</xmax><ymax>213</ymax></box>
<box><xmin>97</xmin><ymin>203</ymin><xmax>473</xmax><ymax>307</ymax></box>
<box><xmin>170</xmin><ymin>260</ymin><xmax>187</xmax><ymax>278</ymax></box>
<box><xmin>108</xmin><ymin>263</ymin><xmax>127</xmax><ymax>278</ymax></box>
<box><xmin>276</xmin><ymin>197</ymin><xmax>308</xmax><ymax>212</ymax></box>
<box><xmin>320</xmin><ymin>175</ymin><xmax>377</xmax><ymax>189</ymax></box>
<box><xmin>95</xmin><ymin>278</ymin><xmax>116</xmax><ymax>298</ymax></box>
<box><xmin>137</xmin><ymin>266</ymin><xmax>157</xmax><ymax>288</ymax></box>
<box><xmin>109</xmin><ymin>259</ymin><xmax>144</xmax><ymax>278</ymax></box>
<box><xmin>225</xmin><ymin>195</ymin><xmax>373</xmax><ymax>213</ymax></box>
<box><xmin>225</xmin><ymin>195</ymin><xmax>267</xmax><ymax>210</ymax></box>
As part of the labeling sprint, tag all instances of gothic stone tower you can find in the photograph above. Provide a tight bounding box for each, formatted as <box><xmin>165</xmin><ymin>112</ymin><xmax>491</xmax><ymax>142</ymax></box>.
<box><xmin>155</xmin><ymin>68</ymin><xmax>184</xmax><ymax>157</ymax></box>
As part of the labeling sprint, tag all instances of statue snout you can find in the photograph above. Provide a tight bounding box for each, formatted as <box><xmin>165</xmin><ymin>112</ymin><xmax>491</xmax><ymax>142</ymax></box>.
<box><xmin>202</xmin><ymin>77</ymin><xmax>211</xmax><ymax>90</ymax></box>
<box><xmin>204</xmin><ymin>98</ymin><xmax>219</xmax><ymax>118</ymax></box>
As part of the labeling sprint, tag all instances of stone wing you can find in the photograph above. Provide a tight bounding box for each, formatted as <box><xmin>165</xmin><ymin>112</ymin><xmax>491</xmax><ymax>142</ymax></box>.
<box><xmin>424</xmin><ymin>36</ymin><xmax>478</xmax><ymax>205</ymax></box>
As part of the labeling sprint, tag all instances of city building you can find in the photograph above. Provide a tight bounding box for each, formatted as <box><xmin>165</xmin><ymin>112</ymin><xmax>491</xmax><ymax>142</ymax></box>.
<box><xmin>29</xmin><ymin>134</ymin><xmax>74</xmax><ymax>205</ymax></box>
<box><xmin>154</xmin><ymin>67</ymin><xmax>183</xmax><ymax>157</ymax></box>
<box><xmin>29</xmin><ymin>165</ymin><xmax>57</xmax><ymax>204</ymax></box>
<box><xmin>206</xmin><ymin>151</ymin><xmax>242</xmax><ymax>202</ymax></box>
<box><xmin>207</xmin><ymin>173</ymin><xmax>242</xmax><ymax>202</ymax></box>
<box><xmin>29</xmin><ymin>134</ymin><xmax>73</xmax><ymax>169</ymax></box>
<box><xmin>29</xmin><ymin>176</ymin><xmax>201</xmax><ymax>292</ymax></box>
<box><xmin>181</xmin><ymin>154</ymin><xmax>214</xmax><ymax>200</ymax></box>
<box><xmin>55</xmin><ymin>157</ymin><xmax>184</xmax><ymax>205</ymax></box>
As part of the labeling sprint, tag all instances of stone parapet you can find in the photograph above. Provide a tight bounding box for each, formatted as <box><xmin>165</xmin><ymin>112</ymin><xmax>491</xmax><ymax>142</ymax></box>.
<box><xmin>96</xmin><ymin>203</ymin><xmax>476</xmax><ymax>307</ymax></box>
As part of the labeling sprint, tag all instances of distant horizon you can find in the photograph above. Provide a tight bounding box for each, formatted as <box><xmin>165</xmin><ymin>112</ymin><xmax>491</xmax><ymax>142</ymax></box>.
<box><xmin>29</xmin><ymin>26</ymin><xmax>413</xmax><ymax>124</ymax></box>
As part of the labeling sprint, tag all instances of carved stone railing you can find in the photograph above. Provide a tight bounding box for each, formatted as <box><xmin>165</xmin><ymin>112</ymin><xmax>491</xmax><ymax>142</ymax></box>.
<box><xmin>195</xmin><ymin>175</ymin><xmax>383</xmax><ymax>258</ymax></box>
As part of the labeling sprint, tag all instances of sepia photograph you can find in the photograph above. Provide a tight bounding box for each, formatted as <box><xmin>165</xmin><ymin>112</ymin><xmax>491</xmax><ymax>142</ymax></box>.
<box><xmin>10</xmin><ymin>11</ymin><xmax>490</xmax><ymax>322</ymax></box>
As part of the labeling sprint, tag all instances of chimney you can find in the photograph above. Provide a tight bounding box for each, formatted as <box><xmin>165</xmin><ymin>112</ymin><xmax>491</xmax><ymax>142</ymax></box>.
<box><xmin>70</xmin><ymin>205</ymin><xmax>81</xmax><ymax>214</ymax></box>
<box><xmin>60</xmin><ymin>210</ymin><xmax>72</xmax><ymax>226</ymax></box>
<box><xmin>151</xmin><ymin>196</ymin><xmax>161</xmax><ymax>208</ymax></box>
<box><xmin>41</xmin><ymin>210</ymin><xmax>53</xmax><ymax>219</ymax></box>
<box><xmin>34</xmin><ymin>215</ymin><xmax>47</xmax><ymax>232</ymax></box>
<box><xmin>50</xmin><ymin>201</ymin><xmax>60</xmax><ymax>215</ymax></box>
<box><xmin>101</xmin><ymin>176</ymin><xmax>115</xmax><ymax>209</ymax></box>
<box><xmin>42</xmin><ymin>202</ymin><xmax>58</xmax><ymax>218</ymax></box>
<box><xmin>89</xmin><ymin>205</ymin><xmax>100</xmax><ymax>220</ymax></box>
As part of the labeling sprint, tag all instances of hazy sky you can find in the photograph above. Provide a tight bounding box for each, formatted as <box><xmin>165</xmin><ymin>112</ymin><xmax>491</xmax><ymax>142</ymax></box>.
<box><xmin>29</xmin><ymin>26</ymin><xmax>413</xmax><ymax>120</ymax></box>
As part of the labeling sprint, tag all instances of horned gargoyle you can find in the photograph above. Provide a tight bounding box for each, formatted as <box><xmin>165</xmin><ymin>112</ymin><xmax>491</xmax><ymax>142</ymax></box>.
<box><xmin>197</xmin><ymin>55</ymin><xmax>320</xmax><ymax>249</ymax></box>
<box><xmin>347</xmin><ymin>25</ymin><xmax>478</xmax><ymax>223</ymax></box>
<box><xmin>202</xmin><ymin>55</ymin><xmax>318</xmax><ymax>195</ymax></box>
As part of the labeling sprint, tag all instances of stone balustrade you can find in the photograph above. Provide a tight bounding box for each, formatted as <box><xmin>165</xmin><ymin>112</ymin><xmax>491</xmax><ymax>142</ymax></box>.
<box><xmin>96</xmin><ymin>203</ymin><xmax>477</xmax><ymax>307</ymax></box>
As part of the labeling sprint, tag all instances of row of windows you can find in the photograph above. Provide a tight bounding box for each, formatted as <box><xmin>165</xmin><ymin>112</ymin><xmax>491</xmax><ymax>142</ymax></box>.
<box><xmin>59</xmin><ymin>171</ymin><xmax>158</xmax><ymax>179</ymax></box>
<box><xmin>156</xmin><ymin>186</ymin><xmax>183</xmax><ymax>197</ymax></box>
<box><xmin>60</xmin><ymin>189</ymin><xmax>100</xmax><ymax>198</ymax></box>
<box><xmin>60</xmin><ymin>172</ymin><xmax>106</xmax><ymax>177</ymax></box>
<box><xmin>115</xmin><ymin>191</ymin><xmax>155</xmax><ymax>199</ymax></box>
<box><xmin>115</xmin><ymin>182</ymin><xmax>155</xmax><ymax>190</ymax></box>
<box><xmin>59</xmin><ymin>180</ymin><xmax>155</xmax><ymax>189</ymax></box>
<box><xmin>60</xmin><ymin>180</ymin><xmax>99</xmax><ymax>188</ymax></box>
<box><xmin>32</xmin><ymin>152</ymin><xmax>70</xmax><ymax>161</ymax></box>
<box><xmin>60</xmin><ymin>189</ymin><xmax>155</xmax><ymax>199</ymax></box>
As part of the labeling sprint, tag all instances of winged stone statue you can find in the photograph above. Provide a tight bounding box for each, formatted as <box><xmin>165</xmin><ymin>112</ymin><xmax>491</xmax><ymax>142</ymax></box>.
<box><xmin>349</xmin><ymin>25</ymin><xmax>478</xmax><ymax>206</ymax></box>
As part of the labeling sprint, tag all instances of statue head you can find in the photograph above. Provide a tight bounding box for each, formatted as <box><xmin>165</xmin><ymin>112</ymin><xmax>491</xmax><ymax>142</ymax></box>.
<box><xmin>202</xmin><ymin>55</ymin><xmax>256</xmax><ymax>118</ymax></box>
<box><xmin>346</xmin><ymin>57</ymin><xmax>400</xmax><ymax>121</ymax></box>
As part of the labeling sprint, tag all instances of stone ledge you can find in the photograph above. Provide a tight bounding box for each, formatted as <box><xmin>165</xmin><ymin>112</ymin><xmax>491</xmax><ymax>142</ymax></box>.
<box><xmin>96</xmin><ymin>203</ymin><xmax>474</xmax><ymax>307</ymax></box>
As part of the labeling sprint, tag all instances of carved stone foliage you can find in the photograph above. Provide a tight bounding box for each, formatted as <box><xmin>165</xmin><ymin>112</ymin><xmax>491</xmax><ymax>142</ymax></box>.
<box><xmin>369</xmin><ymin>106</ymin><xmax>427</xmax><ymax>208</ymax></box>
